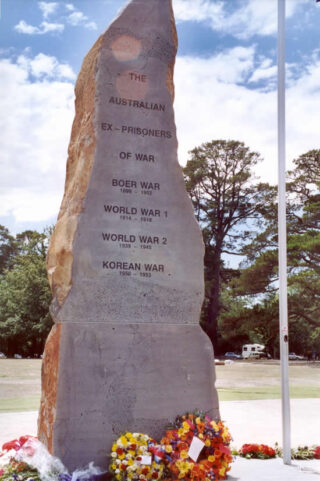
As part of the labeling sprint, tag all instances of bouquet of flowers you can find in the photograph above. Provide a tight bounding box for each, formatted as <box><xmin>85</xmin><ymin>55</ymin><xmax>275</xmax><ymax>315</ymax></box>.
<box><xmin>159</xmin><ymin>412</ymin><xmax>233</xmax><ymax>481</ymax></box>
<box><xmin>109</xmin><ymin>432</ymin><xmax>165</xmax><ymax>481</ymax></box>
<box><xmin>0</xmin><ymin>436</ymin><xmax>41</xmax><ymax>481</ymax></box>
<box><xmin>0</xmin><ymin>436</ymin><xmax>106</xmax><ymax>481</ymax></box>
<box><xmin>239</xmin><ymin>444</ymin><xmax>276</xmax><ymax>459</ymax></box>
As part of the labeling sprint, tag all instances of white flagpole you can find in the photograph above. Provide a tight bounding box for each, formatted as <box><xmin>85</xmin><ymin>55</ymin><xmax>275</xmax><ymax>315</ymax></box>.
<box><xmin>277</xmin><ymin>0</ymin><xmax>291</xmax><ymax>465</ymax></box>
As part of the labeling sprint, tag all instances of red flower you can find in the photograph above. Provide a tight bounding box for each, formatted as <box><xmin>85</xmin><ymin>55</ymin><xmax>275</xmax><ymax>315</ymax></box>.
<box><xmin>218</xmin><ymin>444</ymin><xmax>231</xmax><ymax>455</ymax></box>
<box><xmin>2</xmin><ymin>435</ymin><xmax>37</xmax><ymax>453</ymax></box>
<box><xmin>116</xmin><ymin>448</ymin><xmax>124</xmax><ymax>455</ymax></box>
<box><xmin>152</xmin><ymin>473</ymin><xmax>159</xmax><ymax>479</ymax></box>
<box><xmin>314</xmin><ymin>446</ymin><xmax>320</xmax><ymax>459</ymax></box>
<box><xmin>2</xmin><ymin>439</ymin><xmax>20</xmax><ymax>452</ymax></box>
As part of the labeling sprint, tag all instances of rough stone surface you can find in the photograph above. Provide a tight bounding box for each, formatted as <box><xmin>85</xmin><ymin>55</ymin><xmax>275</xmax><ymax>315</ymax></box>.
<box><xmin>39</xmin><ymin>0</ymin><xmax>219</xmax><ymax>470</ymax></box>
<box><xmin>47</xmin><ymin>323</ymin><xmax>218</xmax><ymax>469</ymax></box>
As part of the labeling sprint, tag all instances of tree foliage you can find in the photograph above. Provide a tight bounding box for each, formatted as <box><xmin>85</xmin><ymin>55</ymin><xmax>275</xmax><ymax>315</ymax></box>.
<box><xmin>0</xmin><ymin>229</ymin><xmax>52</xmax><ymax>357</ymax></box>
<box><xmin>221</xmin><ymin>149</ymin><xmax>320</xmax><ymax>356</ymax></box>
<box><xmin>183</xmin><ymin>140</ymin><xmax>266</xmax><ymax>352</ymax></box>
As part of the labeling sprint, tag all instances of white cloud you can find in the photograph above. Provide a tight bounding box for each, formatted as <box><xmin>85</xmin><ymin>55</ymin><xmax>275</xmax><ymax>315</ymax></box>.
<box><xmin>173</xmin><ymin>0</ymin><xmax>224</xmax><ymax>23</ymax></box>
<box><xmin>249</xmin><ymin>65</ymin><xmax>277</xmax><ymax>83</ymax></box>
<box><xmin>17</xmin><ymin>53</ymin><xmax>76</xmax><ymax>80</ymax></box>
<box><xmin>38</xmin><ymin>2</ymin><xmax>59</xmax><ymax>19</ymax></box>
<box><xmin>14</xmin><ymin>2</ymin><xmax>96</xmax><ymax>36</ymax></box>
<box><xmin>174</xmin><ymin>48</ymin><xmax>320</xmax><ymax>184</ymax></box>
<box><xmin>173</xmin><ymin>0</ymin><xmax>309</xmax><ymax>39</ymax></box>
<box><xmin>65</xmin><ymin>3</ymin><xmax>75</xmax><ymax>11</ymax></box>
<box><xmin>0</xmin><ymin>55</ymin><xmax>75</xmax><ymax>223</ymax></box>
<box><xmin>14</xmin><ymin>21</ymin><xmax>41</xmax><ymax>35</ymax></box>
<box><xmin>41</xmin><ymin>21</ymin><xmax>65</xmax><ymax>33</ymax></box>
<box><xmin>14</xmin><ymin>20</ymin><xmax>64</xmax><ymax>35</ymax></box>
<box><xmin>67</xmin><ymin>11</ymin><xmax>98</xmax><ymax>30</ymax></box>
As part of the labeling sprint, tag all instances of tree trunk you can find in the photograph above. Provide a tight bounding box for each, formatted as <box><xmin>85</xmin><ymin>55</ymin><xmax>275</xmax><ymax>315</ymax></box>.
<box><xmin>201</xmin><ymin>245</ymin><xmax>222</xmax><ymax>355</ymax></box>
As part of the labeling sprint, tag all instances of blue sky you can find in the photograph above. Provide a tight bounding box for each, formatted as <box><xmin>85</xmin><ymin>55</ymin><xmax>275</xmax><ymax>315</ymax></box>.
<box><xmin>1</xmin><ymin>0</ymin><xmax>320</xmax><ymax>235</ymax></box>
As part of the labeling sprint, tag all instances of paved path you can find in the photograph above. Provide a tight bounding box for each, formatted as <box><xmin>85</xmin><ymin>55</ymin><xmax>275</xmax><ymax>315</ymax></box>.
<box><xmin>1</xmin><ymin>400</ymin><xmax>320</xmax><ymax>480</ymax></box>
<box><xmin>220</xmin><ymin>398</ymin><xmax>320</xmax><ymax>447</ymax></box>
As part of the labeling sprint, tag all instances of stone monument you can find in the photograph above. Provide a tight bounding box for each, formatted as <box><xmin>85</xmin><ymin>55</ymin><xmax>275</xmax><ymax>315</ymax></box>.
<box><xmin>38</xmin><ymin>0</ymin><xmax>220</xmax><ymax>471</ymax></box>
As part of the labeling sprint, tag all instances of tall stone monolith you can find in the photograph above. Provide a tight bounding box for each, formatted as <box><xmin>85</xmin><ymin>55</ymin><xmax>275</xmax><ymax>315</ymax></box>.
<box><xmin>38</xmin><ymin>0</ymin><xmax>220</xmax><ymax>470</ymax></box>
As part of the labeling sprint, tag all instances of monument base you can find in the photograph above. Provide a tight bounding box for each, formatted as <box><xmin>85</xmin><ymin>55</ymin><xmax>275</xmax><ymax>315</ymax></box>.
<box><xmin>38</xmin><ymin>322</ymin><xmax>220</xmax><ymax>470</ymax></box>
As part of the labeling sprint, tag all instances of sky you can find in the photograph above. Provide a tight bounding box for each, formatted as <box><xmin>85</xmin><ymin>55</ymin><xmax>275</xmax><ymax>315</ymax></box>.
<box><xmin>1</xmin><ymin>0</ymin><xmax>320</xmax><ymax>235</ymax></box>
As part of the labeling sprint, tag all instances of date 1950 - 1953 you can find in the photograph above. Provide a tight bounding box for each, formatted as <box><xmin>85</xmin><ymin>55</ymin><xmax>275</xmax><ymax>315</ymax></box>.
<box><xmin>102</xmin><ymin>261</ymin><xmax>166</xmax><ymax>278</ymax></box>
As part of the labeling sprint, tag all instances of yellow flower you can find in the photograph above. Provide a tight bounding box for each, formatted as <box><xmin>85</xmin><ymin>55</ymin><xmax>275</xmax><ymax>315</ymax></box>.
<box><xmin>111</xmin><ymin>464</ymin><xmax>117</xmax><ymax>470</ymax></box>
<box><xmin>208</xmin><ymin>455</ymin><xmax>215</xmax><ymax>462</ymax></box>
<box><xmin>127</xmin><ymin>459</ymin><xmax>133</xmax><ymax>466</ymax></box>
<box><xmin>195</xmin><ymin>417</ymin><xmax>201</xmax><ymax>425</ymax></box>
<box><xmin>118</xmin><ymin>454</ymin><xmax>125</xmax><ymax>460</ymax></box>
<box><xmin>210</xmin><ymin>421</ymin><xmax>219</xmax><ymax>432</ymax></box>
<box><xmin>178</xmin><ymin>428</ymin><xmax>187</xmax><ymax>436</ymax></box>
<box><xmin>198</xmin><ymin>433</ymin><xmax>204</xmax><ymax>439</ymax></box>
<box><xmin>119</xmin><ymin>436</ymin><xmax>128</xmax><ymax>447</ymax></box>
<box><xmin>165</xmin><ymin>445</ymin><xmax>173</xmax><ymax>453</ymax></box>
<box><xmin>180</xmin><ymin>450</ymin><xmax>189</xmax><ymax>459</ymax></box>
<box><xmin>128</xmin><ymin>450</ymin><xmax>135</xmax><ymax>456</ymax></box>
<box><xmin>205</xmin><ymin>439</ymin><xmax>211</xmax><ymax>447</ymax></box>
<box><xmin>182</xmin><ymin>421</ymin><xmax>190</xmax><ymax>431</ymax></box>
<box><xmin>176</xmin><ymin>461</ymin><xmax>191</xmax><ymax>478</ymax></box>
<box><xmin>116</xmin><ymin>475</ymin><xmax>121</xmax><ymax>481</ymax></box>
<box><xmin>219</xmin><ymin>467</ymin><xmax>226</xmax><ymax>477</ymax></box>
<box><xmin>222</xmin><ymin>432</ymin><xmax>228</xmax><ymax>442</ymax></box>
<box><xmin>112</xmin><ymin>444</ymin><xmax>117</xmax><ymax>452</ymax></box>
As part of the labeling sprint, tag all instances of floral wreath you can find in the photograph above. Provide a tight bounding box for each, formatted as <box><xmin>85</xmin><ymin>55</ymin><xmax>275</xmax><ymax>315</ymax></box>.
<box><xmin>239</xmin><ymin>444</ymin><xmax>276</xmax><ymax>459</ymax></box>
<box><xmin>109</xmin><ymin>432</ymin><xmax>165</xmax><ymax>481</ymax></box>
<box><xmin>159</xmin><ymin>412</ymin><xmax>233</xmax><ymax>481</ymax></box>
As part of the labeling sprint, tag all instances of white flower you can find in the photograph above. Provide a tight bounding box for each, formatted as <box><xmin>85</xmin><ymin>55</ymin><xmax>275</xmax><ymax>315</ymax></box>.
<box><xmin>111</xmin><ymin>452</ymin><xmax>117</xmax><ymax>458</ymax></box>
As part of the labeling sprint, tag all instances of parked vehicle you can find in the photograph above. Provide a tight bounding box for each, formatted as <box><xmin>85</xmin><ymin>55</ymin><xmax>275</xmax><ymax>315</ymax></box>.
<box><xmin>242</xmin><ymin>344</ymin><xmax>268</xmax><ymax>359</ymax></box>
<box><xmin>289</xmin><ymin>352</ymin><xmax>304</xmax><ymax>360</ymax></box>
<box><xmin>224</xmin><ymin>352</ymin><xmax>242</xmax><ymax>360</ymax></box>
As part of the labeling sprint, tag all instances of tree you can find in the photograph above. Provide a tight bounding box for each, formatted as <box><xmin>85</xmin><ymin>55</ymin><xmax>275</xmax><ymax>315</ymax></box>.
<box><xmin>183</xmin><ymin>140</ymin><xmax>266</xmax><ymax>353</ymax></box>
<box><xmin>0</xmin><ymin>228</ymin><xmax>53</xmax><ymax>357</ymax></box>
<box><xmin>0</xmin><ymin>225</ymin><xmax>17</xmax><ymax>273</ymax></box>
<box><xmin>226</xmin><ymin>149</ymin><xmax>320</xmax><ymax>356</ymax></box>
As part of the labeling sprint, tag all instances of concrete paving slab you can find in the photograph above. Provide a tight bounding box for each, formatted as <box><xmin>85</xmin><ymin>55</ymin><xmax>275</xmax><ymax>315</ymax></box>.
<box><xmin>1</xmin><ymin>403</ymin><xmax>320</xmax><ymax>480</ymax></box>
<box><xmin>220</xmin><ymin>398</ymin><xmax>320</xmax><ymax>447</ymax></box>
<box><xmin>229</xmin><ymin>457</ymin><xmax>320</xmax><ymax>481</ymax></box>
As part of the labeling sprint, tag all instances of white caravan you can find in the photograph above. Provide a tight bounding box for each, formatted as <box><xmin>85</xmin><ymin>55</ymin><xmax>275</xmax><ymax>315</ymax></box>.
<box><xmin>242</xmin><ymin>344</ymin><xmax>267</xmax><ymax>359</ymax></box>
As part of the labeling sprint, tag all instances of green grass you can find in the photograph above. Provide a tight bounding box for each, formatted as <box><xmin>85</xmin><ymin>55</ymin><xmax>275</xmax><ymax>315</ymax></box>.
<box><xmin>218</xmin><ymin>385</ymin><xmax>320</xmax><ymax>401</ymax></box>
<box><xmin>0</xmin><ymin>396</ymin><xmax>40</xmax><ymax>413</ymax></box>
<box><xmin>0</xmin><ymin>360</ymin><xmax>319</xmax><ymax>412</ymax></box>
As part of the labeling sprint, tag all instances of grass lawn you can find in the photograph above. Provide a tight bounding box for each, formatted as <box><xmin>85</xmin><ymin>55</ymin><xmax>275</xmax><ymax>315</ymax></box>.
<box><xmin>0</xmin><ymin>396</ymin><xmax>40</xmax><ymax>412</ymax></box>
<box><xmin>216</xmin><ymin>360</ymin><xmax>320</xmax><ymax>401</ymax></box>
<box><xmin>0</xmin><ymin>359</ymin><xmax>41</xmax><ymax>412</ymax></box>
<box><xmin>218</xmin><ymin>385</ymin><xmax>320</xmax><ymax>401</ymax></box>
<box><xmin>0</xmin><ymin>359</ymin><xmax>319</xmax><ymax>412</ymax></box>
